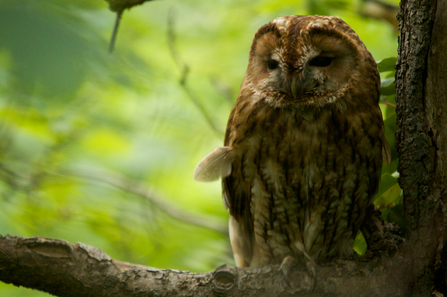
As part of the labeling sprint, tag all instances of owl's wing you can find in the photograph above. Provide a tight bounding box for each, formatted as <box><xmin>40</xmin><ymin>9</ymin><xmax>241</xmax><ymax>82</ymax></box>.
<box><xmin>195</xmin><ymin>145</ymin><xmax>254</xmax><ymax>266</ymax></box>
<box><xmin>222</xmin><ymin>156</ymin><xmax>255</xmax><ymax>267</ymax></box>
<box><xmin>228</xmin><ymin>213</ymin><xmax>254</xmax><ymax>267</ymax></box>
<box><xmin>193</xmin><ymin>147</ymin><xmax>233</xmax><ymax>182</ymax></box>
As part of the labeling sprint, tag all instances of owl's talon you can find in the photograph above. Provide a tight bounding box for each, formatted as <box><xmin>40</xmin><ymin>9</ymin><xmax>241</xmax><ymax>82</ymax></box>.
<box><xmin>305</xmin><ymin>259</ymin><xmax>317</xmax><ymax>290</ymax></box>
<box><xmin>279</xmin><ymin>256</ymin><xmax>297</xmax><ymax>288</ymax></box>
<box><xmin>279</xmin><ymin>255</ymin><xmax>297</xmax><ymax>279</ymax></box>
<box><xmin>279</xmin><ymin>256</ymin><xmax>317</xmax><ymax>290</ymax></box>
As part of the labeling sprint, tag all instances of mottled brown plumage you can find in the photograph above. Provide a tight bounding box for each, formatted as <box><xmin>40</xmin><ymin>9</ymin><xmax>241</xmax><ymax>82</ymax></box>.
<box><xmin>194</xmin><ymin>15</ymin><xmax>390</xmax><ymax>268</ymax></box>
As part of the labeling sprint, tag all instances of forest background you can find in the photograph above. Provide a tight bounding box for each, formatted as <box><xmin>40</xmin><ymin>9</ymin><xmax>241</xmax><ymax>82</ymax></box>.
<box><xmin>0</xmin><ymin>0</ymin><xmax>399</xmax><ymax>295</ymax></box>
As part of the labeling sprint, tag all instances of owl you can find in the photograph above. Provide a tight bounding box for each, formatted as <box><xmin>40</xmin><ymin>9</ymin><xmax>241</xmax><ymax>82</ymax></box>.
<box><xmin>194</xmin><ymin>15</ymin><xmax>390</xmax><ymax>269</ymax></box>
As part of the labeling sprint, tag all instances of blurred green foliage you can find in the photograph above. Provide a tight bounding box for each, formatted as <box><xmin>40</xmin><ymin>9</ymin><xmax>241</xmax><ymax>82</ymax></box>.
<box><xmin>0</xmin><ymin>0</ymin><xmax>399</xmax><ymax>295</ymax></box>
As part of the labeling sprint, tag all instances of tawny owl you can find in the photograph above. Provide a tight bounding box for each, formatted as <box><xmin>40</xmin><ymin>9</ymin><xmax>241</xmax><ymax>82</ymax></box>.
<box><xmin>194</xmin><ymin>15</ymin><xmax>390</xmax><ymax>268</ymax></box>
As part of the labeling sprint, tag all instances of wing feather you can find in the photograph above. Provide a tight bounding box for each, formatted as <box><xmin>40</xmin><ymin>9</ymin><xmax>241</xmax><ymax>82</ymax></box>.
<box><xmin>222</xmin><ymin>152</ymin><xmax>255</xmax><ymax>267</ymax></box>
<box><xmin>193</xmin><ymin>147</ymin><xmax>233</xmax><ymax>182</ymax></box>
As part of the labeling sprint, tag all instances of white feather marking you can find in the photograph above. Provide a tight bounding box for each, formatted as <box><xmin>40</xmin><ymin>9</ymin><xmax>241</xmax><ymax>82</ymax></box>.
<box><xmin>306</xmin><ymin>17</ymin><xmax>332</xmax><ymax>29</ymax></box>
<box><xmin>229</xmin><ymin>217</ymin><xmax>246</xmax><ymax>267</ymax></box>
<box><xmin>193</xmin><ymin>147</ymin><xmax>233</xmax><ymax>182</ymax></box>
<box><xmin>272</xmin><ymin>16</ymin><xmax>290</xmax><ymax>31</ymax></box>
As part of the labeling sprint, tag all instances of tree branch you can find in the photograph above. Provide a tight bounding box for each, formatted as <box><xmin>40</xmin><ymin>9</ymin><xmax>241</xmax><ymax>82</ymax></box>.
<box><xmin>0</xmin><ymin>206</ymin><xmax>443</xmax><ymax>297</ymax></box>
<box><xmin>0</xmin><ymin>235</ymin><xmax>379</xmax><ymax>296</ymax></box>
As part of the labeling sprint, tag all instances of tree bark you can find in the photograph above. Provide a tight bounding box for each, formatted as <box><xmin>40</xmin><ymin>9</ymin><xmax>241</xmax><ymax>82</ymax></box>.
<box><xmin>395</xmin><ymin>0</ymin><xmax>447</xmax><ymax>294</ymax></box>
<box><xmin>396</xmin><ymin>0</ymin><xmax>438</xmax><ymax>233</ymax></box>
<box><xmin>0</xmin><ymin>234</ymin><xmax>438</xmax><ymax>296</ymax></box>
<box><xmin>425</xmin><ymin>0</ymin><xmax>447</xmax><ymax>204</ymax></box>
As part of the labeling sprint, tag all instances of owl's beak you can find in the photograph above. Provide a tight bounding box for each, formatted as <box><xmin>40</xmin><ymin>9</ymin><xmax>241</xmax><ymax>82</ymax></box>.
<box><xmin>290</xmin><ymin>79</ymin><xmax>299</xmax><ymax>99</ymax></box>
<box><xmin>287</xmin><ymin>76</ymin><xmax>308</xmax><ymax>99</ymax></box>
<box><xmin>287</xmin><ymin>71</ymin><xmax>313</xmax><ymax>100</ymax></box>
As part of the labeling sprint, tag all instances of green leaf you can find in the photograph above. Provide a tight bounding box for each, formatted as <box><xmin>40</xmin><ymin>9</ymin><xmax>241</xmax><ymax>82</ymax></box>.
<box><xmin>374</xmin><ymin>183</ymin><xmax>402</xmax><ymax>210</ymax></box>
<box><xmin>385</xmin><ymin>71</ymin><xmax>395</xmax><ymax>78</ymax></box>
<box><xmin>381</xmin><ymin>78</ymin><xmax>396</xmax><ymax>96</ymax></box>
<box><xmin>383</xmin><ymin>113</ymin><xmax>398</xmax><ymax>165</ymax></box>
<box><xmin>354</xmin><ymin>231</ymin><xmax>367</xmax><ymax>255</ymax></box>
<box><xmin>377</xmin><ymin>57</ymin><xmax>397</xmax><ymax>72</ymax></box>
<box><xmin>375</xmin><ymin>173</ymin><xmax>398</xmax><ymax>199</ymax></box>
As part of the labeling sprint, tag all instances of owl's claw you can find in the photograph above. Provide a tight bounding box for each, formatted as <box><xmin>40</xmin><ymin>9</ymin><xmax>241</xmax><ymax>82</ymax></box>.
<box><xmin>279</xmin><ymin>255</ymin><xmax>297</xmax><ymax>289</ymax></box>
<box><xmin>279</xmin><ymin>256</ymin><xmax>316</xmax><ymax>290</ymax></box>
<box><xmin>305</xmin><ymin>259</ymin><xmax>317</xmax><ymax>290</ymax></box>
<box><xmin>279</xmin><ymin>255</ymin><xmax>297</xmax><ymax>279</ymax></box>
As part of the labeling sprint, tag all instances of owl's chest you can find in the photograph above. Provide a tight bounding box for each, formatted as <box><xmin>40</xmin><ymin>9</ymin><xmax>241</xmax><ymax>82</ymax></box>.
<box><xmin>232</xmin><ymin>108</ymin><xmax>356</xmax><ymax>191</ymax></box>
<box><xmin>229</xmin><ymin>107</ymin><xmax>381</xmax><ymax>259</ymax></box>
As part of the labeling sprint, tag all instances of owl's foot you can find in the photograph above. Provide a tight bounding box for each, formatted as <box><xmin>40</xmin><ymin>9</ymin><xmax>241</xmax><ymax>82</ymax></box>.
<box><xmin>279</xmin><ymin>256</ymin><xmax>316</xmax><ymax>290</ymax></box>
<box><xmin>279</xmin><ymin>255</ymin><xmax>297</xmax><ymax>279</ymax></box>
<box><xmin>305</xmin><ymin>258</ymin><xmax>317</xmax><ymax>290</ymax></box>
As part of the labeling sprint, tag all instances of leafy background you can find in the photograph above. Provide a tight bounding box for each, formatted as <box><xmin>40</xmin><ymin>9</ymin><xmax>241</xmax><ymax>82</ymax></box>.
<box><xmin>0</xmin><ymin>0</ymin><xmax>399</xmax><ymax>295</ymax></box>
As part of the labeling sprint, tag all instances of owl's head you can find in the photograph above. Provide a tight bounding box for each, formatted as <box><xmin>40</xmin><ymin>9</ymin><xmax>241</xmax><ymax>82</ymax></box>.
<box><xmin>243</xmin><ymin>15</ymin><xmax>380</xmax><ymax>109</ymax></box>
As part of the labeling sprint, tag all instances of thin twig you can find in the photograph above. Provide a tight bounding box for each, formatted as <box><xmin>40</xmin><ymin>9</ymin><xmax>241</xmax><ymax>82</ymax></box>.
<box><xmin>106</xmin><ymin>0</ymin><xmax>157</xmax><ymax>53</ymax></box>
<box><xmin>381</xmin><ymin>99</ymin><xmax>396</xmax><ymax>108</ymax></box>
<box><xmin>59</xmin><ymin>170</ymin><xmax>228</xmax><ymax>235</ymax></box>
<box><xmin>167</xmin><ymin>8</ymin><xmax>224</xmax><ymax>137</ymax></box>
<box><xmin>109</xmin><ymin>9</ymin><xmax>124</xmax><ymax>53</ymax></box>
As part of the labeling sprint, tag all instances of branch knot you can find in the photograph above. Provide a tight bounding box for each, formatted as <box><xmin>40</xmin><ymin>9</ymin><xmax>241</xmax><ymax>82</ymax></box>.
<box><xmin>212</xmin><ymin>264</ymin><xmax>237</xmax><ymax>295</ymax></box>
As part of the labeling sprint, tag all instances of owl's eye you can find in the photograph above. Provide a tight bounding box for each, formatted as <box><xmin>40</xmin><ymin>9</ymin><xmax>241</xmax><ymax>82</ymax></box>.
<box><xmin>267</xmin><ymin>59</ymin><xmax>280</xmax><ymax>70</ymax></box>
<box><xmin>309</xmin><ymin>56</ymin><xmax>333</xmax><ymax>67</ymax></box>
